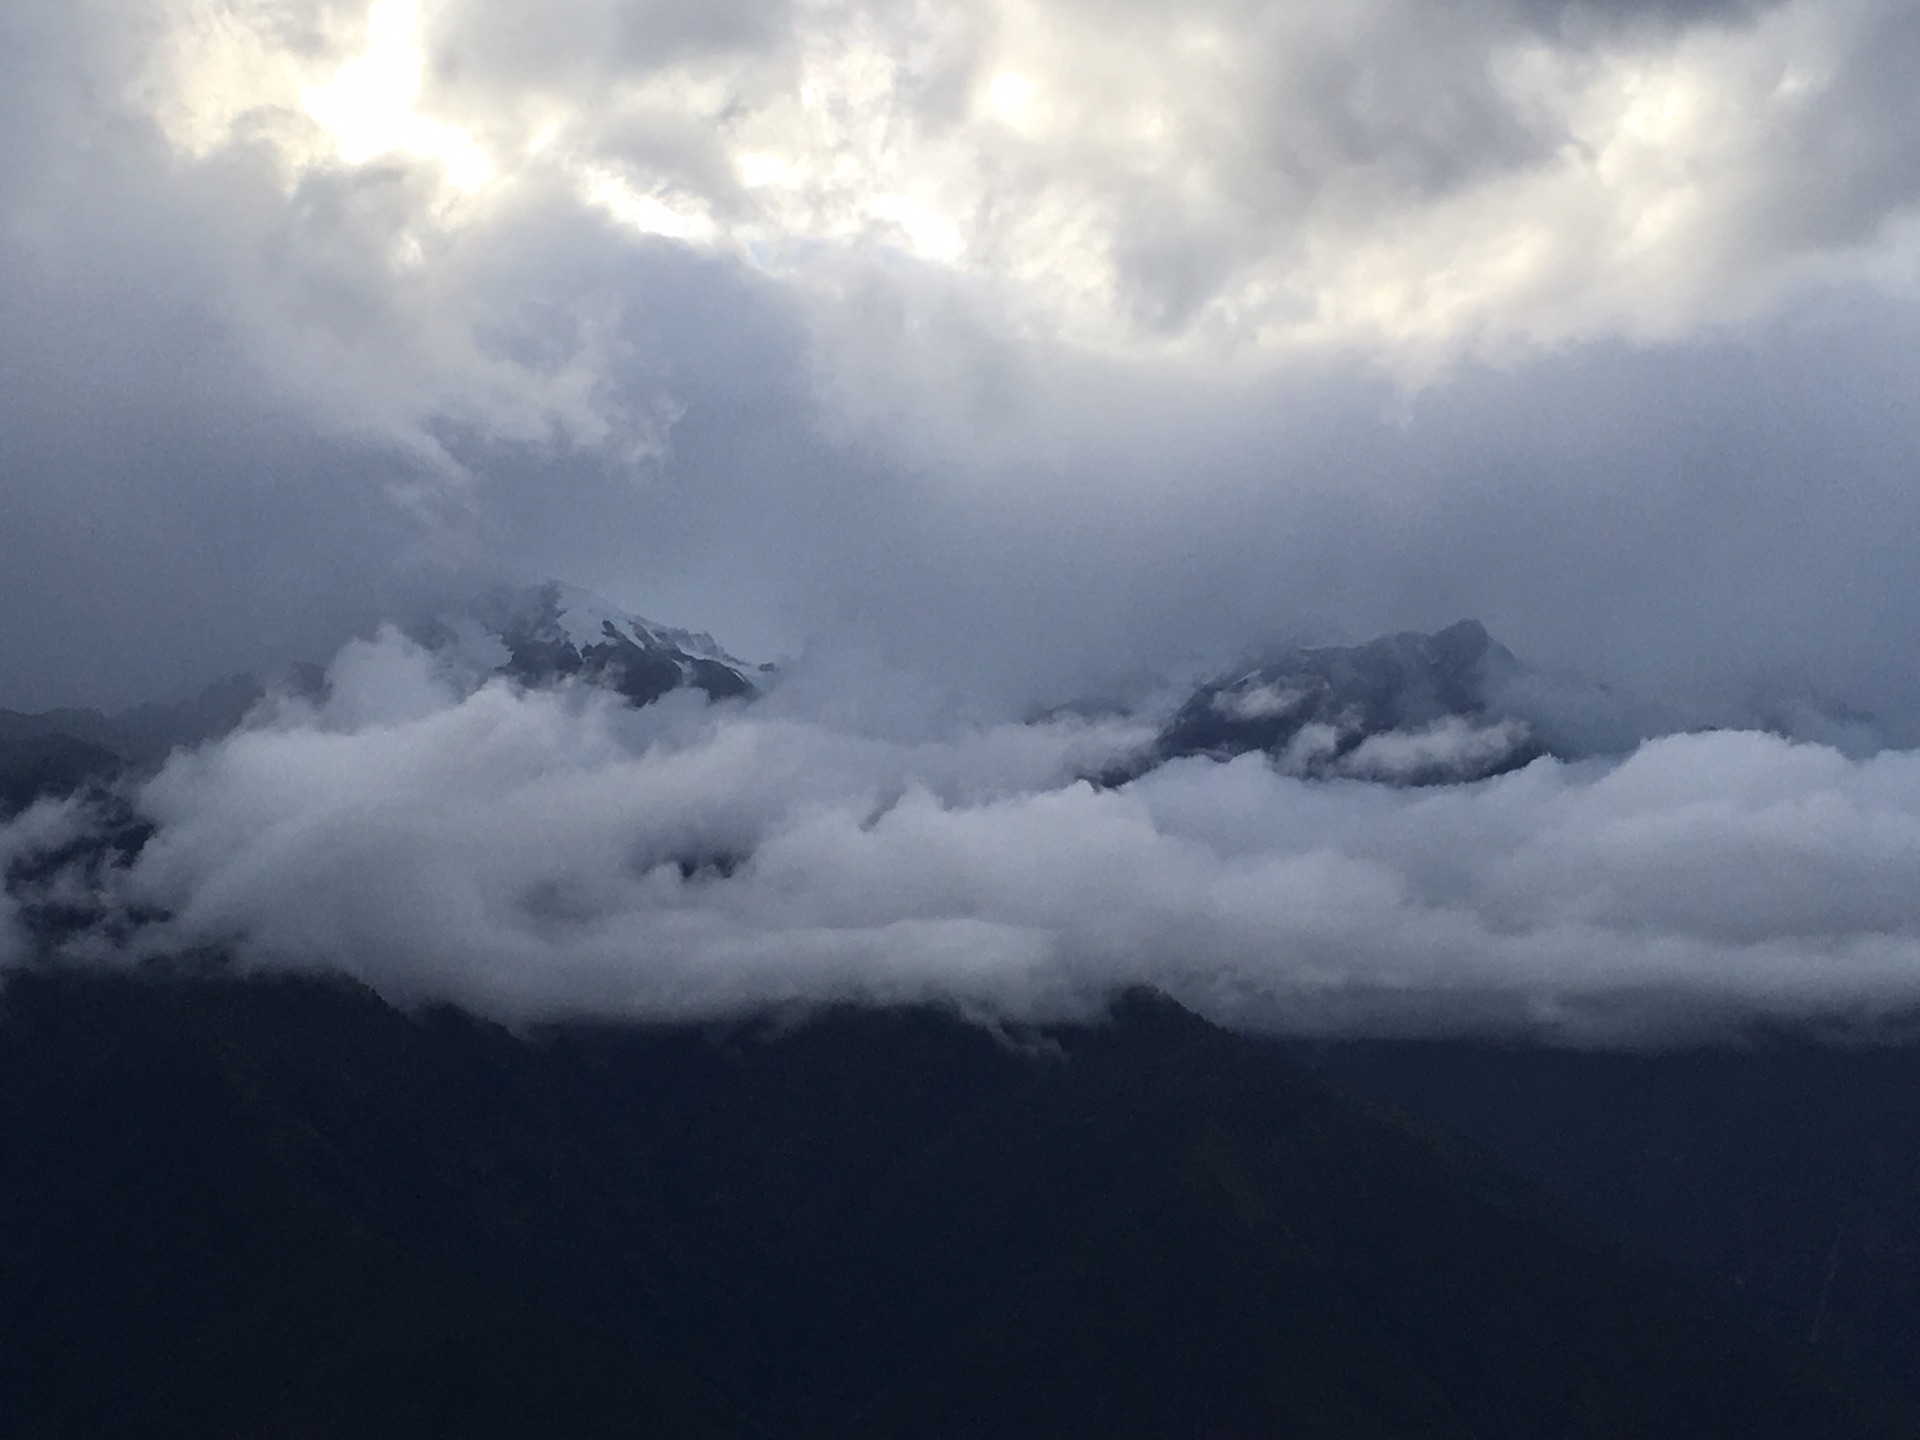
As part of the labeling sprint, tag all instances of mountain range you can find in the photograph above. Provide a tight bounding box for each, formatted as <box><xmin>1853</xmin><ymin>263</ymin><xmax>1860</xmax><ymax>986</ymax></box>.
<box><xmin>1</xmin><ymin>966</ymin><xmax>1905</xmax><ymax>1439</ymax></box>
<box><xmin>0</xmin><ymin>583</ymin><xmax>760</xmax><ymax>814</ymax></box>
<box><xmin>0</xmin><ymin>581</ymin><xmax>1881</xmax><ymax>816</ymax></box>
<box><xmin>8</xmin><ymin>586</ymin><xmax>1920</xmax><ymax>1432</ymax></box>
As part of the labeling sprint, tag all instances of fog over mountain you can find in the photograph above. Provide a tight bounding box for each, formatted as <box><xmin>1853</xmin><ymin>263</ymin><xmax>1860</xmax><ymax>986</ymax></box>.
<box><xmin>5</xmin><ymin>0</ymin><xmax>1920</xmax><ymax>1039</ymax></box>
<box><xmin>4</xmin><ymin>590</ymin><xmax>1920</xmax><ymax>1042</ymax></box>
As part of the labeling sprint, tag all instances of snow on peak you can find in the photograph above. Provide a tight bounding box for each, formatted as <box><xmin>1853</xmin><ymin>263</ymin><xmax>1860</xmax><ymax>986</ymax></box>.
<box><xmin>404</xmin><ymin>581</ymin><xmax>761</xmax><ymax>706</ymax></box>
<box><xmin>487</xmin><ymin>582</ymin><xmax>750</xmax><ymax>670</ymax></box>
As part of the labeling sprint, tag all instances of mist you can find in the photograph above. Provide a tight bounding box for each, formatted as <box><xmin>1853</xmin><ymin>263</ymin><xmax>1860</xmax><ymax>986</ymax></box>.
<box><xmin>5</xmin><ymin>629</ymin><xmax>1920</xmax><ymax>1043</ymax></box>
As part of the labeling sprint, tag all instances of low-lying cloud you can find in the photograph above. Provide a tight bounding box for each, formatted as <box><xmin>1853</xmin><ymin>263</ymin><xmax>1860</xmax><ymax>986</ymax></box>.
<box><xmin>13</xmin><ymin>629</ymin><xmax>1920</xmax><ymax>1044</ymax></box>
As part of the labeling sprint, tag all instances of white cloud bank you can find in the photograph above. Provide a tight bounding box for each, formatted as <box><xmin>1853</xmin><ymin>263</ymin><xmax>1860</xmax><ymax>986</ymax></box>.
<box><xmin>136</xmin><ymin>0</ymin><xmax>1920</xmax><ymax>380</ymax></box>
<box><xmin>16</xmin><ymin>630</ymin><xmax>1920</xmax><ymax>1043</ymax></box>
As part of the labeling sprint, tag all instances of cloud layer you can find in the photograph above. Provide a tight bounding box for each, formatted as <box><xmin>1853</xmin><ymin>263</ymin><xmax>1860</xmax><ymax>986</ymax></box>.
<box><xmin>7</xmin><ymin>631</ymin><xmax>1920</xmax><ymax>1042</ymax></box>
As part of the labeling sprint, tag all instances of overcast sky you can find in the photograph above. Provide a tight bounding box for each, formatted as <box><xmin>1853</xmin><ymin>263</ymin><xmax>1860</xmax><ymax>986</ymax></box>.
<box><xmin>9</xmin><ymin>0</ymin><xmax>1920</xmax><ymax>1037</ymax></box>
<box><xmin>2</xmin><ymin>0</ymin><xmax>1917</xmax><ymax>716</ymax></box>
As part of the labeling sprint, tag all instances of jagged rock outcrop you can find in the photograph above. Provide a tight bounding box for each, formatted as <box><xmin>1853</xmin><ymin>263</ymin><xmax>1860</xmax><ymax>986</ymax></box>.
<box><xmin>1131</xmin><ymin>619</ymin><xmax>1544</xmax><ymax>786</ymax></box>
<box><xmin>412</xmin><ymin>582</ymin><xmax>761</xmax><ymax>708</ymax></box>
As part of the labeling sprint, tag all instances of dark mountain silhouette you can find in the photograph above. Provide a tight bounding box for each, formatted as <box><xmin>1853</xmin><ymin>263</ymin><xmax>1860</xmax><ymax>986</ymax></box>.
<box><xmin>0</xmin><ymin>674</ymin><xmax>271</xmax><ymax>818</ymax></box>
<box><xmin>1311</xmin><ymin>1035</ymin><xmax>1920</xmax><ymax>1409</ymax></box>
<box><xmin>0</xmin><ymin>673</ymin><xmax>267</xmax><ymax>770</ymax></box>
<box><xmin>0</xmin><ymin>733</ymin><xmax>124</xmax><ymax>815</ymax></box>
<box><xmin>0</xmin><ymin>968</ymin><xmax>1906</xmax><ymax>1439</ymax></box>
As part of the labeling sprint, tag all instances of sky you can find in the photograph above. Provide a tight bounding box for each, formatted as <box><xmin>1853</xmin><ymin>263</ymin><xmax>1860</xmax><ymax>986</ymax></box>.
<box><xmin>5</xmin><ymin>0</ymin><xmax>1920</xmax><ymax>1038</ymax></box>
<box><xmin>1</xmin><ymin>0</ymin><xmax>1917</xmax><ymax>715</ymax></box>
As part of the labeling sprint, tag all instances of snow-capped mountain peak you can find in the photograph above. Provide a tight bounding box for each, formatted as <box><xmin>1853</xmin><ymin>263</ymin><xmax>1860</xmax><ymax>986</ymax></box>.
<box><xmin>409</xmin><ymin>582</ymin><xmax>761</xmax><ymax>708</ymax></box>
<box><xmin>1131</xmin><ymin>618</ymin><xmax>1543</xmax><ymax>786</ymax></box>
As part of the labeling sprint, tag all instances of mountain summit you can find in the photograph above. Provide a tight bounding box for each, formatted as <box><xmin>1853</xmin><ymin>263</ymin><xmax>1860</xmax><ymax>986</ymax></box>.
<box><xmin>1117</xmin><ymin>619</ymin><xmax>1543</xmax><ymax>786</ymax></box>
<box><xmin>409</xmin><ymin>581</ymin><xmax>762</xmax><ymax>708</ymax></box>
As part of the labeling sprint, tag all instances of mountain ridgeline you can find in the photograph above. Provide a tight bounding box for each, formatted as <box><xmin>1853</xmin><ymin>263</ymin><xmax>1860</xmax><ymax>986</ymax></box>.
<box><xmin>4</xmin><ymin>598</ymin><xmax>1920</xmax><ymax>1431</ymax></box>
<box><xmin>0</xmin><ymin>592</ymin><xmax>1659</xmax><ymax>823</ymax></box>
<box><xmin>408</xmin><ymin>581</ymin><xmax>761</xmax><ymax>708</ymax></box>
<box><xmin>1114</xmin><ymin>617</ymin><xmax>1546</xmax><ymax>785</ymax></box>
<box><xmin>0</xmin><ymin>672</ymin><xmax>273</xmax><ymax>812</ymax></box>
<box><xmin>0</xmin><ymin>968</ymin><xmax>1905</xmax><ymax>1439</ymax></box>
<box><xmin>1</xmin><ymin>587</ymin><xmax>1897</xmax><ymax>821</ymax></box>
<box><xmin>0</xmin><ymin>583</ymin><xmax>764</xmax><ymax>815</ymax></box>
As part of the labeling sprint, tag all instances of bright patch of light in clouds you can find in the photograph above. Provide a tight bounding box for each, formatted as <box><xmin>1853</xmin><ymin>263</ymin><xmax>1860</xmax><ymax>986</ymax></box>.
<box><xmin>867</xmin><ymin>193</ymin><xmax>966</xmax><ymax>263</ymax></box>
<box><xmin>136</xmin><ymin>0</ymin><xmax>1920</xmax><ymax>370</ymax></box>
<box><xmin>148</xmin><ymin>0</ymin><xmax>495</xmax><ymax>195</ymax></box>
<box><xmin>301</xmin><ymin>0</ymin><xmax>494</xmax><ymax>191</ymax></box>
<box><xmin>579</xmin><ymin>165</ymin><xmax>719</xmax><ymax>243</ymax></box>
<box><xmin>984</xmin><ymin>70</ymin><xmax>1037</xmax><ymax>125</ymax></box>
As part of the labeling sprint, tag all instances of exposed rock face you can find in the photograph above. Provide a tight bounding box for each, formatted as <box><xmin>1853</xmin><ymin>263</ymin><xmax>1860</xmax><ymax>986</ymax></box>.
<box><xmin>0</xmin><ymin>585</ymin><xmax>763</xmax><ymax>815</ymax></box>
<box><xmin>1144</xmin><ymin>619</ymin><xmax>1544</xmax><ymax>786</ymax></box>
<box><xmin>414</xmin><ymin>582</ymin><xmax>760</xmax><ymax>708</ymax></box>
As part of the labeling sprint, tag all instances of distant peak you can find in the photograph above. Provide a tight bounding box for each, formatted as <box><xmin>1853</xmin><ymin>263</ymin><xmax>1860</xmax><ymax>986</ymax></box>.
<box><xmin>414</xmin><ymin>580</ymin><xmax>760</xmax><ymax>709</ymax></box>
<box><xmin>1431</xmin><ymin>617</ymin><xmax>1489</xmax><ymax>649</ymax></box>
<box><xmin>1137</xmin><ymin>617</ymin><xmax>1541</xmax><ymax>786</ymax></box>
